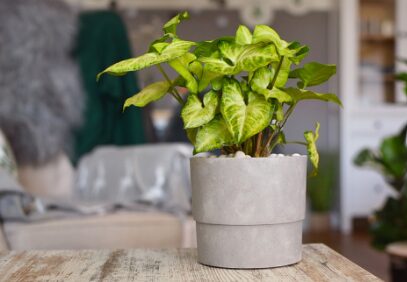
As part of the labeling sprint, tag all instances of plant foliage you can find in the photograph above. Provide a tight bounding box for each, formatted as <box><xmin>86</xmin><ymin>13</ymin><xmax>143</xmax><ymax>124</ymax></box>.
<box><xmin>354</xmin><ymin>125</ymin><xmax>407</xmax><ymax>249</ymax></box>
<box><xmin>98</xmin><ymin>12</ymin><xmax>341</xmax><ymax>174</ymax></box>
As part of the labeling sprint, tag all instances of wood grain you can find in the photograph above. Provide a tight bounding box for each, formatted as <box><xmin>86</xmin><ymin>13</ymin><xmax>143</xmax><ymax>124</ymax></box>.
<box><xmin>0</xmin><ymin>244</ymin><xmax>381</xmax><ymax>281</ymax></box>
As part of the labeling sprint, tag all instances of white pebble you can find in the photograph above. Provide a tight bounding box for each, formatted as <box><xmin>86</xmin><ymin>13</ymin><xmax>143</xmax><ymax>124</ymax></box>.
<box><xmin>228</xmin><ymin>153</ymin><xmax>234</xmax><ymax>158</ymax></box>
<box><xmin>278</xmin><ymin>154</ymin><xmax>285</xmax><ymax>157</ymax></box>
<box><xmin>292</xmin><ymin>153</ymin><xmax>301</xmax><ymax>157</ymax></box>
<box><xmin>234</xmin><ymin>151</ymin><xmax>246</xmax><ymax>158</ymax></box>
<box><xmin>245</xmin><ymin>155</ymin><xmax>252</xmax><ymax>158</ymax></box>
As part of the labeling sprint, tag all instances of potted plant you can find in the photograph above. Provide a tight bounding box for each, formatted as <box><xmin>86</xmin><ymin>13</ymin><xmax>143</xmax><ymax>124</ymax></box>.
<box><xmin>354</xmin><ymin>63</ymin><xmax>407</xmax><ymax>282</ymax></box>
<box><xmin>98</xmin><ymin>12</ymin><xmax>341</xmax><ymax>268</ymax></box>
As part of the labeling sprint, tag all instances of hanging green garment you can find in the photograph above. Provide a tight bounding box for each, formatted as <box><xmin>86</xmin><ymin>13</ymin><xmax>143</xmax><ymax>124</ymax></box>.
<box><xmin>73</xmin><ymin>11</ymin><xmax>145</xmax><ymax>164</ymax></box>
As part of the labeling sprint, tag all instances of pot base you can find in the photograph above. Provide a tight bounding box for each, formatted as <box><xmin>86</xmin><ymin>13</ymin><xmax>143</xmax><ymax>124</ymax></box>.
<box><xmin>196</xmin><ymin>221</ymin><xmax>303</xmax><ymax>269</ymax></box>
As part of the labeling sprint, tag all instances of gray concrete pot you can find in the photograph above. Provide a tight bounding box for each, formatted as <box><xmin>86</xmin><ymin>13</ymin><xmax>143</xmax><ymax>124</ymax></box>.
<box><xmin>190</xmin><ymin>156</ymin><xmax>307</xmax><ymax>269</ymax></box>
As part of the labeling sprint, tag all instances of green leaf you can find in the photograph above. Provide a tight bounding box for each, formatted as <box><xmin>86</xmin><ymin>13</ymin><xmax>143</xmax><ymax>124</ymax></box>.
<box><xmin>275</xmin><ymin>103</ymin><xmax>284</xmax><ymax>121</ymax></box>
<box><xmin>354</xmin><ymin>148</ymin><xmax>378</xmax><ymax>167</ymax></box>
<box><xmin>188</xmin><ymin>61</ymin><xmax>203</xmax><ymax>79</ymax></box>
<box><xmin>287</xmin><ymin>41</ymin><xmax>309</xmax><ymax>64</ymax></box>
<box><xmin>283</xmin><ymin>88</ymin><xmax>342</xmax><ymax>106</ymax></box>
<box><xmin>238</xmin><ymin>43</ymin><xmax>279</xmax><ymax>72</ymax></box>
<box><xmin>270</xmin><ymin>58</ymin><xmax>292</xmax><ymax>88</ymax></box>
<box><xmin>181</xmin><ymin>91</ymin><xmax>219</xmax><ymax>129</ymax></box>
<box><xmin>221</xmin><ymin>78</ymin><xmax>273</xmax><ymax>143</ymax></box>
<box><xmin>379</xmin><ymin>125</ymin><xmax>407</xmax><ymax>179</ymax></box>
<box><xmin>198</xmin><ymin>66</ymin><xmax>222</xmax><ymax>92</ymax></box>
<box><xmin>250</xmin><ymin>66</ymin><xmax>272</xmax><ymax>95</ymax></box>
<box><xmin>123</xmin><ymin>80</ymin><xmax>170</xmax><ymax>109</ymax></box>
<box><xmin>218</xmin><ymin>40</ymin><xmax>245</xmax><ymax>65</ymax></box>
<box><xmin>186</xmin><ymin>128</ymin><xmax>198</xmax><ymax>145</ymax></box>
<box><xmin>236</xmin><ymin>25</ymin><xmax>252</xmax><ymax>45</ymax></box>
<box><xmin>194</xmin><ymin>37</ymin><xmax>234</xmax><ymax>58</ymax></box>
<box><xmin>252</xmin><ymin>25</ymin><xmax>285</xmax><ymax>51</ymax></box>
<box><xmin>168</xmin><ymin>53</ymin><xmax>198</xmax><ymax>93</ymax></box>
<box><xmin>163</xmin><ymin>11</ymin><xmax>189</xmax><ymax>35</ymax></box>
<box><xmin>194</xmin><ymin>115</ymin><xmax>234</xmax><ymax>153</ymax></box>
<box><xmin>198</xmin><ymin>43</ymin><xmax>279</xmax><ymax>75</ymax></box>
<box><xmin>304</xmin><ymin>122</ymin><xmax>320</xmax><ymax>176</ymax></box>
<box><xmin>97</xmin><ymin>39</ymin><xmax>196</xmax><ymax>80</ymax></box>
<box><xmin>289</xmin><ymin>62</ymin><xmax>336</xmax><ymax>88</ymax></box>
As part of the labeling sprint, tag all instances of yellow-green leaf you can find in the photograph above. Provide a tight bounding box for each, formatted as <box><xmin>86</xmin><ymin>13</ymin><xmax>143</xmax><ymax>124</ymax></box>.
<box><xmin>236</xmin><ymin>25</ymin><xmax>252</xmax><ymax>45</ymax></box>
<box><xmin>304</xmin><ymin>122</ymin><xmax>320</xmax><ymax>176</ymax></box>
<box><xmin>97</xmin><ymin>39</ymin><xmax>196</xmax><ymax>80</ymax></box>
<box><xmin>221</xmin><ymin>78</ymin><xmax>273</xmax><ymax>143</ymax></box>
<box><xmin>169</xmin><ymin>53</ymin><xmax>198</xmax><ymax>93</ymax></box>
<box><xmin>181</xmin><ymin>91</ymin><xmax>219</xmax><ymax>129</ymax></box>
<box><xmin>194</xmin><ymin>115</ymin><xmax>234</xmax><ymax>153</ymax></box>
<box><xmin>123</xmin><ymin>80</ymin><xmax>170</xmax><ymax>109</ymax></box>
<box><xmin>283</xmin><ymin>88</ymin><xmax>342</xmax><ymax>107</ymax></box>
<box><xmin>163</xmin><ymin>11</ymin><xmax>189</xmax><ymax>35</ymax></box>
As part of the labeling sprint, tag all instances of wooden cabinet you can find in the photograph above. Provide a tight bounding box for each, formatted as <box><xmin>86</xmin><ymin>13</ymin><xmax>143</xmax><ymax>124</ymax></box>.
<box><xmin>340</xmin><ymin>0</ymin><xmax>407</xmax><ymax>233</ymax></box>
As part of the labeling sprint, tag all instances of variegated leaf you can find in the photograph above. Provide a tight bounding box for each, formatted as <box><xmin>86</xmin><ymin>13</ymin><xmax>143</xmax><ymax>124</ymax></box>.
<box><xmin>181</xmin><ymin>91</ymin><xmax>219</xmax><ymax>129</ymax></box>
<box><xmin>163</xmin><ymin>11</ymin><xmax>189</xmax><ymax>35</ymax></box>
<box><xmin>169</xmin><ymin>53</ymin><xmax>198</xmax><ymax>93</ymax></box>
<box><xmin>236</xmin><ymin>25</ymin><xmax>252</xmax><ymax>45</ymax></box>
<box><xmin>123</xmin><ymin>81</ymin><xmax>170</xmax><ymax>109</ymax></box>
<box><xmin>194</xmin><ymin>115</ymin><xmax>234</xmax><ymax>153</ymax></box>
<box><xmin>250</xmin><ymin>66</ymin><xmax>272</xmax><ymax>95</ymax></box>
<box><xmin>97</xmin><ymin>39</ymin><xmax>196</xmax><ymax>80</ymax></box>
<box><xmin>221</xmin><ymin>78</ymin><xmax>272</xmax><ymax>143</ymax></box>
<box><xmin>304</xmin><ymin>122</ymin><xmax>320</xmax><ymax>176</ymax></box>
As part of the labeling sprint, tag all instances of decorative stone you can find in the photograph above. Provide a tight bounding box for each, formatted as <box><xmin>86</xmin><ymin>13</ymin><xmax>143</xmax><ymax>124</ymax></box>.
<box><xmin>234</xmin><ymin>151</ymin><xmax>246</xmax><ymax>158</ymax></box>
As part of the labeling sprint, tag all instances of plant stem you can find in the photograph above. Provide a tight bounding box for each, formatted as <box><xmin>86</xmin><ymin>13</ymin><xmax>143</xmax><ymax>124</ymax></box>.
<box><xmin>157</xmin><ymin>64</ymin><xmax>184</xmax><ymax>104</ymax></box>
<box><xmin>261</xmin><ymin>103</ymin><xmax>296</xmax><ymax>156</ymax></box>
<box><xmin>268</xmin><ymin>56</ymin><xmax>284</xmax><ymax>90</ymax></box>
<box><xmin>254</xmin><ymin>131</ymin><xmax>263</xmax><ymax>157</ymax></box>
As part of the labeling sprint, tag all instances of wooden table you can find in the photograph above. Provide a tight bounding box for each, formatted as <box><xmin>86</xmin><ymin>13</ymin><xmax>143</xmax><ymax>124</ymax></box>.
<box><xmin>0</xmin><ymin>244</ymin><xmax>381</xmax><ymax>281</ymax></box>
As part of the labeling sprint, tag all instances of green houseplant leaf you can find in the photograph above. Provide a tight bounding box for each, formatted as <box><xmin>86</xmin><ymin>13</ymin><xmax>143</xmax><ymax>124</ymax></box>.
<box><xmin>235</xmin><ymin>25</ymin><xmax>252</xmax><ymax>45</ymax></box>
<box><xmin>221</xmin><ymin>78</ymin><xmax>272</xmax><ymax>143</ymax></box>
<box><xmin>289</xmin><ymin>62</ymin><xmax>336</xmax><ymax>89</ymax></box>
<box><xmin>163</xmin><ymin>11</ymin><xmax>190</xmax><ymax>35</ymax></box>
<box><xmin>194</xmin><ymin>115</ymin><xmax>234</xmax><ymax>153</ymax></box>
<box><xmin>123</xmin><ymin>80</ymin><xmax>171</xmax><ymax>109</ymax></box>
<box><xmin>283</xmin><ymin>88</ymin><xmax>342</xmax><ymax>106</ymax></box>
<box><xmin>97</xmin><ymin>39</ymin><xmax>196</xmax><ymax>80</ymax></box>
<box><xmin>181</xmin><ymin>90</ymin><xmax>219</xmax><ymax>129</ymax></box>
<box><xmin>304</xmin><ymin>122</ymin><xmax>320</xmax><ymax>176</ymax></box>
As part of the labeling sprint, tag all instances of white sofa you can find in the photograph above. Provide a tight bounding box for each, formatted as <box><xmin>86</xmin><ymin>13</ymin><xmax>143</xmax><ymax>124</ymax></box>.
<box><xmin>0</xmin><ymin>144</ymin><xmax>197</xmax><ymax>251</ymax></box>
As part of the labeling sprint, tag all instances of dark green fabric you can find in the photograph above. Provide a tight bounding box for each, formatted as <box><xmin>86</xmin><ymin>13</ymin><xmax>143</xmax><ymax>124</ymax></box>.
<box><xmin>73</xmin><ymin>11</ymin><xmax>145</xmax><ymax>164</ymax></box>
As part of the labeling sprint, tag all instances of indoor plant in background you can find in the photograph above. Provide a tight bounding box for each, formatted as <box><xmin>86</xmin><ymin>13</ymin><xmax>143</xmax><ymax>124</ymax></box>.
<box><xmin>98</xmin><ymin>12</ymin><xmax>341</xmax><ymax>268</ymax></box>
<box><xmin>354</xmin><ymin>63</ymin><xmax>407</xmax><ymax>282</ymax></box>
<box><xmin>307</xmin><ymin>151</ymin><xmax>337</xmax><ymax>232</ymax></box>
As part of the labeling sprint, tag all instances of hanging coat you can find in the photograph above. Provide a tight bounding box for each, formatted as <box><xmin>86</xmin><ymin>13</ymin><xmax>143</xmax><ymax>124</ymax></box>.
<box><xmin>73</xmin><ymin>10</ymin><xmax>146</xmax><ymax>164</ymax></box>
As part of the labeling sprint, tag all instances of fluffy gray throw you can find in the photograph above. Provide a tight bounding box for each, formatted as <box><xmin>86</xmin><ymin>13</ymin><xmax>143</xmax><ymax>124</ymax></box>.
<box><xmin>0</xmin><ymin>0</ymin><xmax>84</xmax><ymax>166</ymax></box>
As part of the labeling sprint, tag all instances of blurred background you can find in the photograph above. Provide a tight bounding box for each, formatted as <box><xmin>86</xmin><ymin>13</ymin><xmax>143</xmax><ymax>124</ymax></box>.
<box><xmin>0</xmin><ymin>0</ymin><xmax>406</xmax><ymax>280</ymax></box>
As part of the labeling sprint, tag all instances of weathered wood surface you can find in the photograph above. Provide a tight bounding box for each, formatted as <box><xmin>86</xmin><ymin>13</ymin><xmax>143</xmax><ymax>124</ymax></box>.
<box><xmin>0</xmin><ymin>244</ymin><xmax>381</xmax><ymax>281</ymax></box>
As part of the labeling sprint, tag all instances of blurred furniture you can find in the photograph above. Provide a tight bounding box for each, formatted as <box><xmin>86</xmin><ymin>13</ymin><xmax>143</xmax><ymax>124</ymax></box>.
<box><xmin>0</xmin><ymin>244</ymin><xmax>380</xmax><ymax>281</ymax></box>
<box><xmin>340</xmin><ymin>0</ymin><xmax>407</xmax><ymax>233</ymax></box>
<box><xmin>387</xmin><ymin>242</ymin><xmax>407</xmax><ymax>282</ymax></box>
<box><xmin>0</xmin><ymin>143</ymin><xmax>197</xmax><ymax>251</ymax></box>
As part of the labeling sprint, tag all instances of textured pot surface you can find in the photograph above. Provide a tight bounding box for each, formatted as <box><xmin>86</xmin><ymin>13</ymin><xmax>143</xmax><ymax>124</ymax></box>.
<box><xmin>190</xmin><ymin>156</ymin><xmax>307</xmax><ymax>268</ymax></box>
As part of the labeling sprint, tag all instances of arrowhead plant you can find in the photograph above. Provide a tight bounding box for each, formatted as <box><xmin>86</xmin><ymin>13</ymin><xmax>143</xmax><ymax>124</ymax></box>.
<box><xmin>98</xmin><ymin>11</ymin><xmax>342</xmax><ymax>175</ymax></box>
